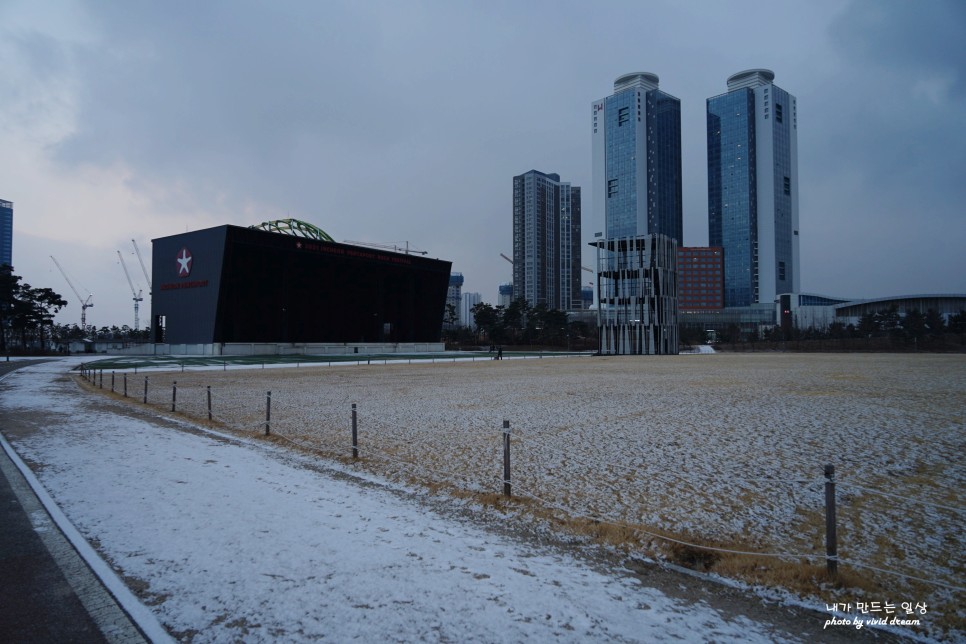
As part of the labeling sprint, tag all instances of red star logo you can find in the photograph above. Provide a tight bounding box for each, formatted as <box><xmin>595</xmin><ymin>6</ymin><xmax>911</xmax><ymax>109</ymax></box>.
<box><xmin>176</xmin><ymin>247</ymin><xmax>192</xmax><ymax>277</ymax></box>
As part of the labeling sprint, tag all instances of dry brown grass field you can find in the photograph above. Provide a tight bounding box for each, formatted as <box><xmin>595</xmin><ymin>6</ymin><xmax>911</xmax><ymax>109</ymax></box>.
<box><xmin>84</xmin><ymin>352</ymin><xmax>965</xmax><ymax>637</ymax></box>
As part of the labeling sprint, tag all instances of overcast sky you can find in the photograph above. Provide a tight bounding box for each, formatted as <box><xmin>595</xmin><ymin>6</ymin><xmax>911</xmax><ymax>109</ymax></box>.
<box><xmin>2</xmin><ymin>0</ymin><xmax>964</xmax><ymax>329</ymax></box>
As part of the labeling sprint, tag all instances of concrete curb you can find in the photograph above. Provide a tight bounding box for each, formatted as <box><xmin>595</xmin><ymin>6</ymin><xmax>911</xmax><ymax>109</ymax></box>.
<box><xmin>0</xmin><ymin>367</ymin><xmax>173</xmax><ymax>643</ymax></box>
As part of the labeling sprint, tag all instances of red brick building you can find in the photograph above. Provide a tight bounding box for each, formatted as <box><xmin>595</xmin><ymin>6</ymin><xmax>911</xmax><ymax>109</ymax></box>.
<box><xmin>677</xmin><ymin>247</ymin><xmax>724</xmax><ymax>311</ymax></box>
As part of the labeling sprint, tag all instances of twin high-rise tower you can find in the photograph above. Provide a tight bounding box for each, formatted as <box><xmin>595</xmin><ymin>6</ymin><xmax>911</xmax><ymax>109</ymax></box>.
<box><xmin>707</xmin><ymin>69</ymin><xmax>799</xmax><ymax>307</ymax></box>
<box><xmin>592</xmin><ymin>72</ymin><xmax>683</xmax><ymax>243</ymax></box>
<box><xmin>591</xmin><ymin>69</ymin><xmax>799</xmax><ymax>308</ymax></box>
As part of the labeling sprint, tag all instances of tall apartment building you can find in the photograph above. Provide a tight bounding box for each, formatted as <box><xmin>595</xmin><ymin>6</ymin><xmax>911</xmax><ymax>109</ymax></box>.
<box><xmin>512</xmin><ymin>170</ymin><xmax>582</xmax><ymax>310</ymax></box>
<box><xmin>497</xmin><ymin>283</ymin><xmax>513</xmax><ymax>308</ymax></box>
<box><xmin>707</xmin><ymin>69</ymin><xmax>799</xmax><ymax>307</ymax></box>
<box><xmin>591</xmin><ymin>73</ymin><xmax>682</xmax><ymax>243</ymax></box>
<box><xmin>461</xmin><ymin>292</ymin><xmax>482</xmax><ymax>330</ymax></box>
<box><xmin>0</xmin><ymin>199</ymin><xmax>12</xmax><ymax>267</ymax></box>
<box><xmin>445</xmin><ymin>272</ymin><xmax>463</xmax><ymax>327</ymax></box>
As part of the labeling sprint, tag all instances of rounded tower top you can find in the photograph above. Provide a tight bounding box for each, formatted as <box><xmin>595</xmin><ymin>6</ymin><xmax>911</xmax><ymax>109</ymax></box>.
<box><xmin>726</xmin><ymin>69</ymin><xmax>775</xmax><ymax>90</ymax></box>
<box><xmin>614</xmin><ymin>72</ymin><xmax>659</xmax><ymax>92</ymax></box>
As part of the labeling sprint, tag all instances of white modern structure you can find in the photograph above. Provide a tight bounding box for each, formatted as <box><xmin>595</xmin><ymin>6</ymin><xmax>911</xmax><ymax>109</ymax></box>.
<box><xmin>594</xmin><ymin>234</ymin><xmax>678</xmax><ymax>355</ymax></box>
<box><xmin>707</xmin><ymin>69</ymin><xmax>799</xmax><ymax>307</ymax></box>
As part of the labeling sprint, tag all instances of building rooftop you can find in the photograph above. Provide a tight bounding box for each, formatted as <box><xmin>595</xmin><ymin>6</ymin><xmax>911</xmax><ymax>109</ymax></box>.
<box><xmin>726</xmin><ymin>69</ymin><xmax>775</xmax><ymax>91</ymax></box>
<box><xmin>614</xmin><ymin>72</ymin><xmax>659</xmax><ymax>92</ymax></box>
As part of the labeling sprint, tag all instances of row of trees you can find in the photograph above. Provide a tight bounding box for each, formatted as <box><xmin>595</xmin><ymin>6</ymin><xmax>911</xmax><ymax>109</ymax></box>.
<box><xmin>1</xmin><ymin>265</ymin><xmax>152</xmax><ymax>354</ymax></box>
<box><xmin>685</xmin><ymin>305</ymin><xmax>966</xmax><ymax>347</ymax></box>
<box><xmin>53</xmin><ymin>323</ymin><xmax>151</xmax><ymax>343</ymax></box>
<box><xmin>444</xmin><ymin>298</ymin><xmax>594</xmax><ymax>348</ymax></box>
<box><xmin>852</xmin><ymin>306</ymin><xmax>964</xmax><ymax>339</ymax></box>
<box><xmin>772</xmin><ymin>306</ymin><xmax>964</xmax><ymax>343</ymax></box>
<box><xmin>0</xmin><ymin>265</ymin><xmax>68</xmax><ymax>353</ymax></box>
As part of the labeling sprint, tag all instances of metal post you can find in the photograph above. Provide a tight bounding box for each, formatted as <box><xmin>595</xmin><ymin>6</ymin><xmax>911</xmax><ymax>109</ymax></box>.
<box><xmin>503</xmin><ymin>420</ymin><xmax>511</xmax><ymax>497</ymax></box>
<box><xmin>172</xmin><ymin>381</ymin><xmax>177</xmax><ymax>412</ymax></box>
<box><xmin>352</xmin><ymin>403</ymin><xmax>358</xmax><ymax>459</ymax></box>
<box><xmin>824</xmin><ymin>464</ymin><xmax>837</xmax><ymax>576</ymax></box>
<box><xmin>265</xmin><ymin>391</ymin><xmax>271</xmax><ymax>435</ymax></box>
<box><xmin>207</xmin><ymin>386</ymin><xmax>212</xmax><ymax>421</ymax></box>
<box><xmin>111</xmin><ymin>371</ymin><xmax>115</xmax><ymax>392</ymax></box>
<box><xmin>123</xmin><ymin>373</ymin><xmax>127</xmax><ymax>398</ymax></box>
<box><xmin>99</xmin><ymin>370</ymin><xmax>103</xmax><ymax>389</ymax></box>
<box><xmin>143</xmin><ymin>377</ymin><xmax>148</xmax><ymax>404</ymax></box>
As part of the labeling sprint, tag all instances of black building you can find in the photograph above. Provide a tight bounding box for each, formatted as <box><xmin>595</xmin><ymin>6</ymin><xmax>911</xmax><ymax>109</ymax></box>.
<box><xmin>151</xmin><ymin>225</ymin><xmax>451</xmax><ymax>345</ymax></box>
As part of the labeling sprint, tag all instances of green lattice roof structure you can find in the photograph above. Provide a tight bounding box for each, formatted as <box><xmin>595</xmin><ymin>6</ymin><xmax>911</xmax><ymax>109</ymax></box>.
<box><xmin>250</xmin><ymin>218</ymin><xmax>334</xmax><ymax>242</ymax></box>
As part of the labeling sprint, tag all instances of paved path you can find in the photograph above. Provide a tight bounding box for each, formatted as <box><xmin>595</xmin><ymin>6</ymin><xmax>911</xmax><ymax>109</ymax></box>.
<box><xmin>0</xmin><ymin>360</ymin><xmax>149</xmax><ymax>643</ymax></box>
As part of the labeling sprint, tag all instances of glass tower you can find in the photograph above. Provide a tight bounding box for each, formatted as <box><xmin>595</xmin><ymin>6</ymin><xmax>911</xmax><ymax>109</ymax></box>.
<box><xmin>512</xmin><ymin>170</ymin><xmax>582</xmax><ymax>310</ymax></box>
<box><xmin>707</xmin><ymin>69</ymin><xmax>799</xmax><ymax>307</ymax></box>
<box><xmin>0</xmin><ymin>199</ymin><xmax>11</xmax><ymax>267</ymax></box>
<box><xmin>592</xmin><ymin>73</ymin><xmax>682</xmax><ymax>243</ymax></box>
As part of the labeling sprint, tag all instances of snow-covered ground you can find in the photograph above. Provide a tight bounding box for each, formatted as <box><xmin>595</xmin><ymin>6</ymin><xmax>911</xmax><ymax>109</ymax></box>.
<box><xmin>0</xmin><ymin>359</ymin><xmax>820</xmax><ymax>642</ymax></box>
<box><xmin>73</xmin><ymin>352</ymin><xmax>964</xmax><ymax>639</ymax></box>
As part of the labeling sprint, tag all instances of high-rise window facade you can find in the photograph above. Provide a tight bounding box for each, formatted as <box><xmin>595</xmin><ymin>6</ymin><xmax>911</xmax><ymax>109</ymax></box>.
<box><xmin>512</xmin><ymin>170</ymin><xmax>582</xmax><ymax>310</ymax></box>
<box><xmin>677</xmin><ymin>247</ymin><xmax>724</xmax><ymax>311</ymax></box>
<box><xmin>0</xmin><ymin>199</ymin><xmax>12</xmax><ymax>267</ymax></box>
<box><xmin>707</xmin><ymin>69</ymin><xmax>799</xmax><ymax>307</ymax></box>
<box><xmin>592</xmin><ymin>73</ymin><xmax>682</xmax><ymax>243</ymax></box>
<box><xmin>445</xmin><ymin>272</ymin><xmax>463</xmax><ymax>328</ymax></box>
<box><xmin>461</xmin><ymin>292</ymin><xmax>482</xmax><ymax>330</ymax></box>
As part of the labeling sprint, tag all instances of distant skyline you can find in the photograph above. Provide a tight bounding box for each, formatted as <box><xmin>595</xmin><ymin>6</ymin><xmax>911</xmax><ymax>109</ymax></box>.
<box><xmin>1</xmin><ymin>0</ymin><xmax>964</xmax><ymax>328</ymax></box>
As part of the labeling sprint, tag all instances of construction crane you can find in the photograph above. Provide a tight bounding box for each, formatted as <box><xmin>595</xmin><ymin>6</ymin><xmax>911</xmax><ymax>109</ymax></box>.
<box><xmin>343</xmin><ymin>240</ymin><xmax>428</xmax><ymax>255</ymax></box>
<box><xmin>50</xmin><ymin>256</ymin><xmax>93</xmax><ymax>328</ymax></box>
<box><xmin>132</xmin><ymin>239</ymin><xmax>152</xmax><ymax>293</ymax></box>
<box><xmin>117</xmin><ymin>251</ymin><xmax>144</xmax><ymax>331</ymax></box>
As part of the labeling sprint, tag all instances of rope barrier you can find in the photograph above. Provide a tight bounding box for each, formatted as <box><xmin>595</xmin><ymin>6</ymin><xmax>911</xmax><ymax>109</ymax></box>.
<box><xmin>506</xmin><ymin>482</ymin><xmax>966</xmax><ymax>593</ymax></box>
<box><xmin>838</xmin><ymin>481</ymin><xmax>966</xmax><ymax>515</ymax></box>
<box><xmin>511</xmin><ymin>432</ymin><xmax>823</xmax><ymax>488</ymax></box>
<box><xmin>835</xmin><ymin>558</ymin><xmax>966</xmax><ymax>593</ymax></box>
<box><xmin>354</xmin><ymin>444</ymin><xmax>492</xmax><ymax>492</ymax></box>
<box><xmin>508</xmin><ymin>481</ymin><xmax>825</xmax><ymax>561</ymax></box>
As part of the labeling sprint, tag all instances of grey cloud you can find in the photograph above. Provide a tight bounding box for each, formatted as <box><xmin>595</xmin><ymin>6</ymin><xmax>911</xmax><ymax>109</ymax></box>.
<box><xmin>830</xmin><ymin>0</ymin><xmax>965</xmax><ymax>97</ymax></box>
<box><xmin>5</xmin><ymin>0</ymin><xmax>964</xmax><ymax>325</ymax></box>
